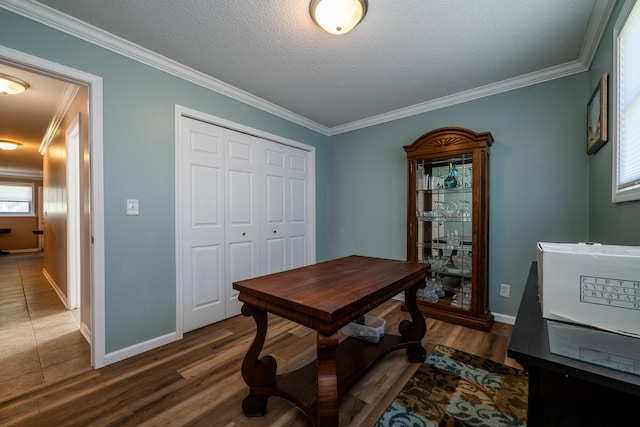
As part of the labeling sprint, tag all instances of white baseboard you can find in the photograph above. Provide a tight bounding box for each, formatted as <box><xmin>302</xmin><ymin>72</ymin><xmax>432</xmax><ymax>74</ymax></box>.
<box><xmin>104</xmin><ymin>332</ymin><xmax>178</xmax><ymax>366</ymax></box>
<box><xmin>42</xmin><ymin>267</ymin><xmax>70</xmax><ymax>309</ymax></box>
<box><xmin>80</xmin><ymin>322</ymin><xmax>91</xmax><ymax>344</ymax></box>
<box><xmin>492</xmin><ymin>312</ymin><xmax>516</xmax><ymax>325</ymax></box>
<box><xmin>4</xmin><ymin>248</ymin><xmax>41</xmax><ymax>253</ymax></box>
<box><xmin>43</xmin><ymin>267</ymin><xmax>93</xmax><ymax>344</ymax></box>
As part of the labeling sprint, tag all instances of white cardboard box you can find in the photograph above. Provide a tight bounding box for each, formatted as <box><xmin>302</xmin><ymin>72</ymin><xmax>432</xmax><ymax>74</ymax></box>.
<box><xmin>536</xmin><ymin>242</ymin><xmax>640</xmax><ymax>337</ymax></box>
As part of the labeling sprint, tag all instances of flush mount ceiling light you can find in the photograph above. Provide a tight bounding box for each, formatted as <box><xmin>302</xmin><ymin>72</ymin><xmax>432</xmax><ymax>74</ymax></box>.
<box><xmin>0</xmin><ymin>141</ymin><xmax>21</xmax><ymax>151</ymax></box>
<box><xmin>0</xmin><ymin>73</ymin><xmax>30</xmax><ymax>95</ymax></box>
<box><xmin>310</xmin><ymin>0</ymin><xmax>368</xmax><ymax>35</ymax></box>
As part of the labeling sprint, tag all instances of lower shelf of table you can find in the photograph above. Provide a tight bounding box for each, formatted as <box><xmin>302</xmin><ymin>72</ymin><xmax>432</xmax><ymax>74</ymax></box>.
<box><xmin>249</xmin><ymin>334</ymin><xmax>420</xmax><ymax>420</ymax></box>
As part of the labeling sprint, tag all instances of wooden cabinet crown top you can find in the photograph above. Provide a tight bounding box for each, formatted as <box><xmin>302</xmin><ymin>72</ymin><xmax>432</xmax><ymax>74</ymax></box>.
<box><xmin>403</xmin><ymin>126</ymin><xmax>494</xmax><ymax>157</ymax></box>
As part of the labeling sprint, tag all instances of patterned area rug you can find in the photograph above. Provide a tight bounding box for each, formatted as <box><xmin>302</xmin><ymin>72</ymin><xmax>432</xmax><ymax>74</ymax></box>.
<box><xmin>376</xmin><ymin>345</ymin><xmax>528</xmax><ymax>427</ymax></box>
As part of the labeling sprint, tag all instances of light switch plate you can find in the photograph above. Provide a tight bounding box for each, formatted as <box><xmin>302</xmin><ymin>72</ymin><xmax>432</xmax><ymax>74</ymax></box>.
<box><xmin>126</xmin><ymin>199</ymin><xmax>139</xmax><ymax>215</ymax></box>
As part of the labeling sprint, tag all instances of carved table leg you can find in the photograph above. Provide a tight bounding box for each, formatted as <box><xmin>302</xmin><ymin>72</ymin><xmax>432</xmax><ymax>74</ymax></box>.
<box><xmin>240</xmin><ymin>303</ymin><xmax>277</xmax><ymax>416</ymax></box>
<box><xmin>399</xmin><ymin>281</ymin><xmax>427</xmax><ymax>362</ymax></box>
<box><xmin>316</xmin><ymin>332</ymin><xmax>340</xmax><ymax>427</ymax></box>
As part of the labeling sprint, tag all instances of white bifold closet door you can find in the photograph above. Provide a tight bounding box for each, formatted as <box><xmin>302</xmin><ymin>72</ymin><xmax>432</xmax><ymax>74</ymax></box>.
<box><xmin>179</xmin><ymin>116</ymin><xmax>309</xmax><ymax>333</ymax></box>
<box><xmin>261</xmin><ymin>140</ymin><xmax>310</xmax><ymax>274</ymax></box>
<box><xmin>224</xmin><ymin>129</ymin><xmax>261</xmax><ymax>320</ymax></box>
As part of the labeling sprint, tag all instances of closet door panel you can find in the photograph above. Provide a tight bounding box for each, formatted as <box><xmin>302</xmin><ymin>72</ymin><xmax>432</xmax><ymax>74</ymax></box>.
<box><xmin>180</xmin><ymin>118</ymin><xmax>226</xmax><ymax>332</ymax></box>
<box><xmin>261</xmin><ymin>141</ymin><xmax>309</xmax><ymax>273</ymax></box>
<box><xmin>290</xmin><ymin>235</ymin><xmax>307</xmax><ymax>269</ymax></box>
<box><xmin>224</xmin><ymin>129</ymin><xmax>260</xmax><ymax>316</ymax></box>
<box><xmin>266</xmin><ymin>237</ymin><xmax>286</xmax><ymax>274</ymax></box>
<box><xmin>227</xmin><ymin>240</ymin><xmax>255</xmax><ymax>313</ymax></box>
<box><xmin>191</xmin><ymin>245</ymin><xmax>223</xmax><ymax>307</ymax></box>
<box><xmin>288</xmin><ymin>177</ymin><xmax>307</xmax><ymax>269</ymax></box>
<box><xmin>263</xmin><ymin>169</ymin><xmax>286</xmax><ymax>274</ymax></box>
<box><xmin>228</xmin><ymin>170</ymin><xmax>251</xmax><ymax>223</ymax></box>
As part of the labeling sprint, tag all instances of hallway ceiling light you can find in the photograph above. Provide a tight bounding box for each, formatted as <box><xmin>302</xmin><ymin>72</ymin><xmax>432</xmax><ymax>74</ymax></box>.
<box><xmin>310</xmin><ymin>0</ymin><xmax>368</xmax><ymax>35</ymax></box>
<box><xmin>0</xmin><ymin>73</ymin><xmax>30</xmax><ymax>95</ymax></box>
<box><xmin>0</xmin><ymin>141</ymin><xmax>21</xmax><ymax>151</ymax></box>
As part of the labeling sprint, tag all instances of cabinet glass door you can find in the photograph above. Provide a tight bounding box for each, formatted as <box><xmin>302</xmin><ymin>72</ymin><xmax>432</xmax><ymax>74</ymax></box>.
<box><xmin>415</xmin><ymin>153</ymin><xmax>473</xmax><ymax>310</ymax></box>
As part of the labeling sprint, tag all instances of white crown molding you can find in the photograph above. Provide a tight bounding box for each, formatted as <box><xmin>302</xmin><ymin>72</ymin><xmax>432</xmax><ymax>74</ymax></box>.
<box><xmin>579</xmin><ymin>0</ymin><xmax>617</xmax><ymax>68</ymax></box>
<box><xmin>329</xmin><ymin>60</ymin><xmax>588</xmax><ymax>135</ymax></box>
<box><xmin>0</xmin><ymin>167</ymin><xmax>43</xmax><ymax>179</ymax></box>
<box><xmin>0</xmin><ymin>0</ymin><xmax>614</xmax><ymax>138</ymax></box>
<box><xmin>39</xmin><ymin>83</ymin><xmax>80</xmax><ymax>154</ymax></box>
<box><xmin>0</xmin><ymin>0</ymin><xmax>330</xmax><ymax>135</ymax></box>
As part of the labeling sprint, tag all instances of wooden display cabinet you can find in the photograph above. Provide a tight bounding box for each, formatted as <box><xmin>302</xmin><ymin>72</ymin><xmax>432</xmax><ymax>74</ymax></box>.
<box><xmin>404</xmin><ymin>127</ymin><xmax>494</xmax><ymax>330</ymax></box>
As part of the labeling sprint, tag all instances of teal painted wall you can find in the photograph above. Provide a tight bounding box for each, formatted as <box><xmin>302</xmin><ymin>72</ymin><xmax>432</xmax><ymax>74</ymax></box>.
<box><xmin>329</xmin><ymin>2</ymin><xmax>640</xmax><ymax>319</ymax></box>
<box><xmin>0</xmin><ymin>8</ymin><xmax>330</xmax><ymax>353</ymax></box>
<box><xmin>2</xmin><ymin>0</ymin><xmax>637</xmax><ymax>352</ymax></box>
<box><xmin>330</xmin><ymin>74</ymin><xmax>591</xmax><ymax>316</ymax></box>
<box><xmin>588</xmin><ymin>1</ymin><xmax>640</xmax><ymax>244</ymax></box>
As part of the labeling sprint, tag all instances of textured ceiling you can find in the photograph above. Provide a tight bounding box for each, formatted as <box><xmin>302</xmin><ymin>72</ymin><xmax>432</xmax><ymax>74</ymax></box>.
<box><xmin>30</xmin><ymin>0</ymin><xmax>606</xmax><ymax>129</ymax></box>
<box><xmin>0</xmin><ymin>63</ymin><xmax>73</xmax><ymax>178</ymax></box>
<box><xmin>0</xmin><ymin>0</ymin><xmax>614</xmax><ymax>177</ymax></box>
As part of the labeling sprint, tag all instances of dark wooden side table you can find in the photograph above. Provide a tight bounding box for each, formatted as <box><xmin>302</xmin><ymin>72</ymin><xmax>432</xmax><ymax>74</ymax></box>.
<box><xmin>508</xmin><ymin>262</ymin><xmax>640</xmax><ymax>426</ymax></box>
<box><xmin>233</xmin><ymin>255</ymin><xmax>429</xmax><ymax>427</ymax></box>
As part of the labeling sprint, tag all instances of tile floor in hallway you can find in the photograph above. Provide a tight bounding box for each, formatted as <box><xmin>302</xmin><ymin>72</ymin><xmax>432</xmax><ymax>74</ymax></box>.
<box><xmin>0</xmin><ymin>252</ymin><xmax>90</xmax><ymax>402</ymax></box>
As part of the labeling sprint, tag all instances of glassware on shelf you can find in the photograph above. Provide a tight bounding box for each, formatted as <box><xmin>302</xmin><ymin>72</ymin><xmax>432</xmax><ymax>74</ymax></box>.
<box><xmin>444</xmin><ymin>161</ymin><xmax>459</xmax><ymax>188</ymax></box>
<box><xmin>423</xmin><ymin>278</ymin><xmax>439</xmax><ymax>302</ymax></box>
<box><xmin>427</xmin><ymin>256</ymin><xmax>448</xmax><ymax>271</ymax></box>
<box><xmin>458</xmin><ymin>201</ymin><xmax>471</xmax><ymax>218</ymax></box>
<box><xmin>451</xmin><ymin>281</ymin><xmax>472</xmax><ymax>309</ymax></box>
<box><xmin>434</xmin><ymin>277</ymin><xmax>444</xmax><ymax>297</ymax></box>
<box><xmin>432</xmin><ymin>201</ymin><xmax>444</xmax><ymax>219</ymax></box>
<box><xmin>421</xmin><ymin>210</ymin><xmax>437</xmax><ymax>220</ymax></box>
<box><xmin>446</xmin><ymin>230</ymin><xmax>460</xmax><ymax>247</ymax></box>
<box><xmin>451</xmin><ymin>252</ymin><xmax>472</xmax><ymax>274</ymax></box>
<box><xmin>463</xmin><ymin>281</ymin><xmax>472</xmax><ymax>307</ymax></box>
<box><xmin>442</xmin><ymin>201</ymin><xmax>458</xmax><ymax>218</ymax></box>
<box><xmin>451</xmin><ymin>289</ymin><xmax>461</xmax><ymax>307</ymax></box>
<box><xmin>459</xmin><ymin>165</ymin><xmax>472</xmax><ymax>187</ymax></box>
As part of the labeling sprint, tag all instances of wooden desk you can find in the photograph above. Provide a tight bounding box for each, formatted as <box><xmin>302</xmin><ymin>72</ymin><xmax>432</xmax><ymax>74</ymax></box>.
<box><xmin>508</xmin><ymin>262</ymin><xmax>640</xmax><ymax>426</ymax></box>
<box><xmin>233</xmin><ymin>255</ymin><xmax>429</xmax><ymax>427</ymax></box>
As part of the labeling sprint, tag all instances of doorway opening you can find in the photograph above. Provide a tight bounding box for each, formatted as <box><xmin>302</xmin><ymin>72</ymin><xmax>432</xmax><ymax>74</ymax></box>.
<box><xmin>0</xmin><ymin>45</ymin><xmax>105</xmax><ymax>399</ymax></box>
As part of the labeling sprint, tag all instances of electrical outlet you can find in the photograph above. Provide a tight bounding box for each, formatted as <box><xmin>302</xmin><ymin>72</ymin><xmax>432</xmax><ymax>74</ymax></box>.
<box><xmin>499</xmin><ymin>283</ymin><xmax>510</xmax><ymax>298</ymax></box>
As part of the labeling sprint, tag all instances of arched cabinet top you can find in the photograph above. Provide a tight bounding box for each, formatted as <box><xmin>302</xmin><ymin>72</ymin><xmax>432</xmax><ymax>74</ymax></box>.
<box><xmin>403</xmin><ymin>126</ymin><xmax>494</xmax><ymax>157</ymax></box>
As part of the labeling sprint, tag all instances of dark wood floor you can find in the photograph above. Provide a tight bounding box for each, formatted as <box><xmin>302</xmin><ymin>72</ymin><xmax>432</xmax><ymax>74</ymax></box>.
<box><xmin>0</xmin><ymin>298</ymin><xmax>520</xmax><ymax>426</ymax></box>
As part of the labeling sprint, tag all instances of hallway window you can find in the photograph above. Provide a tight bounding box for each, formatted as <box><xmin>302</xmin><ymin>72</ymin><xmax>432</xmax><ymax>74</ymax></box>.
<box><xmin>0</xmin><ymin>183</ymin><xmax>34</xmax><ymax>215</ymax></box>
<box><xmin>613</xmin><ymin>0</ymin><xmax>640</xmax><ymax>202</ymax></box>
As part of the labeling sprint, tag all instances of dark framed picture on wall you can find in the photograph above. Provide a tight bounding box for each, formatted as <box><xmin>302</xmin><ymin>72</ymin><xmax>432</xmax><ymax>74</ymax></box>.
<box><xmin>587</xmin><ymin>73</ymin><xmax>608</xmax><ymax>155</ymax></box>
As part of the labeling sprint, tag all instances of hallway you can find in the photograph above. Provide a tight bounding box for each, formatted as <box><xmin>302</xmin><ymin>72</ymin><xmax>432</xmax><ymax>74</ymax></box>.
<box><xmin>0</xmin><ymin>252</ymin><xmax>90</xmax><ymax>401</ymax></box>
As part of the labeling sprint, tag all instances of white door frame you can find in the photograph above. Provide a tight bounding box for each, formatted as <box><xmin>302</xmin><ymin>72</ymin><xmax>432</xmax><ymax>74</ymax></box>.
<box><xmin>37</xmin><ymin>186</ymin><xmax>44</xmax><ymax>250</ymax></box>
<box><xmin>174</xmin><ymin>105</ymin><xmax>316</xmax><ymax>338</ymax></box>
<box><xmin>66</xmin><ymin>114</ymin><xmax>81</xmax><ymax>311</ymax></box>
<box><xmin>0</xmin><ymin>45</ymin><xmax>107</xmax><ymax>368</ymax></box>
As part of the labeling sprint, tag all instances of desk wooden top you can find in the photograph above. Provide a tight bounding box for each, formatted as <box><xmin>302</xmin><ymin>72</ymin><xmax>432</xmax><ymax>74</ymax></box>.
<box><xmin>233</xmin><ymin>255</ymin><xmax>429</xmax><ymax>335</ymax></box>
